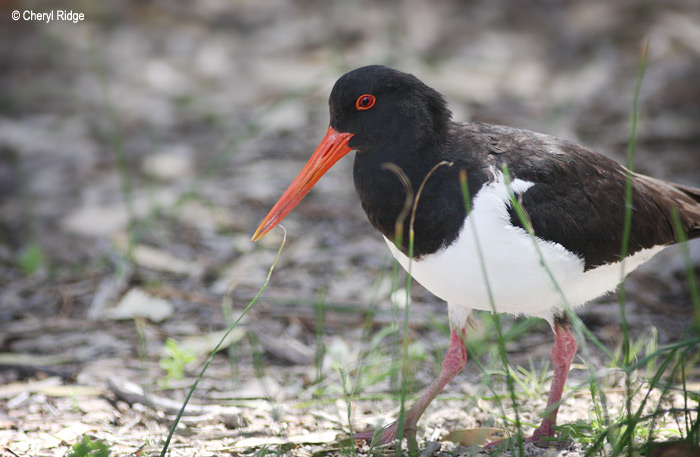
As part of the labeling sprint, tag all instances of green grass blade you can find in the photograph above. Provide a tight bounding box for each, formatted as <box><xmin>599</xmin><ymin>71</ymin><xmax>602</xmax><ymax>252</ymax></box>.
<box><xmin>459</xmin><ymin>169</ymin><xmax>525</xmax><ymax>456</ymax></box>
<box><xmin>615</xmin><ymin>41</ymin><xmax>648</xmax><ymax>457</ymax></box>
<box><xmin>158</xmin><ymin>229</ymin><xmax>287</xmax><ymax>457</ymax></box>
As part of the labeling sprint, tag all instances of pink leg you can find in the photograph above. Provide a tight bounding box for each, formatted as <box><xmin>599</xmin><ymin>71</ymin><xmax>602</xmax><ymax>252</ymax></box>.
<box><xmin>529</xmin><ymin>323</ymin><xmax>577</xmax><ymax>440</ymax></box>
<box><xmin>485</xmin><ymin>323</ymin><xmax>577</xmax><ymax>448</ymax></box>
<box><xmin>356</xmin><ymin>326</ymin><xmax>467</xmax><ymax>446</ymax></box>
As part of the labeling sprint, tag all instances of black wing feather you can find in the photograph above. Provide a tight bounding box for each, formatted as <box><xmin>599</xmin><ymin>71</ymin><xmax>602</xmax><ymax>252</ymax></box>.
<box><xmin>458</xmin><ymin>123</ymin><xmax>700</xmax><ymax>270</ymax></box>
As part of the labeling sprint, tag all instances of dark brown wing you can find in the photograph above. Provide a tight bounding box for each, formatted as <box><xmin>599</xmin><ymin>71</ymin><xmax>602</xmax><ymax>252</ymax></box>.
<box><xmin>459</xmin><ymin>123</ymin><xmax>700</xmax><ymax>270</ymax></box>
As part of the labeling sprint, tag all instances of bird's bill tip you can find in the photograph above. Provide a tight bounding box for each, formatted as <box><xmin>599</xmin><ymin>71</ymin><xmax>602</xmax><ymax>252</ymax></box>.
<box><xmin>251</xmin><ymin>127</ymin><xmax>354</xmax><ymax>242</ymax></box>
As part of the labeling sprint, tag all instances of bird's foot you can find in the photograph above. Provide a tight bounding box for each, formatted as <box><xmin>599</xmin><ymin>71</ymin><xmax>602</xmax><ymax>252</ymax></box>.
<box><xmin>354</xmin><ymin>421</ymin><xmax>398</xmax><ymax>445</ymax></box>
<box><xmin>354</xmin><ymin>420</ymin><xmax>418</xmax><ymax>451</ymax></box>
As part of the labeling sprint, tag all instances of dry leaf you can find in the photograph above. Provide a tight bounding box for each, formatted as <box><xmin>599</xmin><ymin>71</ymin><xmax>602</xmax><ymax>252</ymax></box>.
<box><xmin>106</xmin><ymin>288</ymin><xmax>174</xmax><ymax>323</ymax></box>
<box><xmin>443</xmin><ymin>427</ymin><xmax>503</xmax><ymax>446</ymax></box>
<box><xmin>174</xmin><ymin>328</ymin><xmax>246</xmax><ymax>357</ymax></box>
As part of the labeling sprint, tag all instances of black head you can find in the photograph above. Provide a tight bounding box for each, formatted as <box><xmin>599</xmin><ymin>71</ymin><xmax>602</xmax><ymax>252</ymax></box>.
<box><xmin>251</xmin><ymin>65</ymin><xmax>456</xmax><ymax>244</ymax></box>
<box><xmin>329</xmin><ymin>65</ymin><xmax>453</xmax><ymax>153</ymax></box>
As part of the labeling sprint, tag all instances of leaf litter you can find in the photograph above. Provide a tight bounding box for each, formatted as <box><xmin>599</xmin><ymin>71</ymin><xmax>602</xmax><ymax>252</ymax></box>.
<box><xmin>1</xmin><ymin>1</ymin><xmax>699</xmax><ymax>456</ymax></box>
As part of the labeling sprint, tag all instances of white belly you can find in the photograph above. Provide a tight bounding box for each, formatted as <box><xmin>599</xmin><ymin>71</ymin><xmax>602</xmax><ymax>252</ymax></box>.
<box><xmin>384</xmin><ymin>175</ymin><xmax>665</xmax><ymax>325</ymax></box>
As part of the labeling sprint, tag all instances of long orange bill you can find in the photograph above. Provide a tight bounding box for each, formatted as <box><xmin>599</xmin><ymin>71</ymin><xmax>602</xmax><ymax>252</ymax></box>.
<box><xmin>251</xmin><ymin>127</ymin><xmax>355</xmax><ymax>242</ymax></box>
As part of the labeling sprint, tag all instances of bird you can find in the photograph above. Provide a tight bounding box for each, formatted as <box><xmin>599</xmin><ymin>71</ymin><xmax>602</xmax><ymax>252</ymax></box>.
<box><xmin>251</xmin><ymin>65</ymin><xmax>700</xmax><ymax>448</ymax></box>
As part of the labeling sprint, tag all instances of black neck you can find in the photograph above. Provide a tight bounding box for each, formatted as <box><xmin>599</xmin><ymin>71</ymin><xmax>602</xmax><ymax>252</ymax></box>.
<box><xmin>352</xmin><ymin>130</ymin><xmax>487</xmax><ymax>258</ymax></box>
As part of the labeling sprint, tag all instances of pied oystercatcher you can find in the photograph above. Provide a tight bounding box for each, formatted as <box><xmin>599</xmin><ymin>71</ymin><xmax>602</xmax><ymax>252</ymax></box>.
<box><xmin>251</xmin><ymin>65</ymin><xmax>700</xmax><ymax>446</ymax></box>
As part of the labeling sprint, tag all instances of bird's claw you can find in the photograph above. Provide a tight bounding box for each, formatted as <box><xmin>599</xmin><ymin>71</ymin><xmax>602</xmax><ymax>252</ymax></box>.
<box><xmin>354</xmin><ymin>421</ymin><xmax>399</xmax><ymax>446</ymax></box>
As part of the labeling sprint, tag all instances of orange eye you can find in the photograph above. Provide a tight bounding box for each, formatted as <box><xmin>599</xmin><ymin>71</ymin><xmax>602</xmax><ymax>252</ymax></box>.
<box><xmin>355</xmin><ymin>94</ymin><xmax>376</xmax><ymax>110</ymax></box>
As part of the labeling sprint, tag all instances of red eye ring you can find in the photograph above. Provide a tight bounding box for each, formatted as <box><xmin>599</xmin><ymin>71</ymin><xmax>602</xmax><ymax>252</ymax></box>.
<box><xmin>355</xmin><ymin>94</ymin><xmax>376</xmax><ymax>110</ymax></box>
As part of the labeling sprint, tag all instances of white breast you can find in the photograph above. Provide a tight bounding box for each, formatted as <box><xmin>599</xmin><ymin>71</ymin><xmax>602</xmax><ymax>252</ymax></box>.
<box><xmin>384</xmin><ymin>172</ymin><xmax>665</xmax><ymax>326</ymax></box>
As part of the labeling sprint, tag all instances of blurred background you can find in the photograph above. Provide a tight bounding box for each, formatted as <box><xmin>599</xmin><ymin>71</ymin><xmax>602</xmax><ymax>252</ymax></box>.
<box><xmin>1</xmin><ymin>0</ymin><xmax>699</xmax><ymax>455</ymax></box>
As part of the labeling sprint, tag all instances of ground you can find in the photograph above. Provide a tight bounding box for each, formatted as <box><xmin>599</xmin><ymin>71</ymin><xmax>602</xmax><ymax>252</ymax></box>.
<box><xmin>1</xmin><ymin>1</ymin><xmax>699</xmax><ymax>456</ymax></box>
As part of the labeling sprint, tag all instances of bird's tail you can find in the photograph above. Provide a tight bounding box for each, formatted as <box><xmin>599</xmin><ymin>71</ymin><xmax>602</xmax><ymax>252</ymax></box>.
<box><xmin>675</xmin><ymin>182</ymin><xmax>700</xmax><ymax>204</ymax></box>
<box><xmin>635</xmin><ymin>175</ymin><xmax>700</xmax><ymax>242</ymax></box>
<box><xmin>665</xmin><ymin>181</ymin><xmax>700</xmax><ymax>240</ymax></box>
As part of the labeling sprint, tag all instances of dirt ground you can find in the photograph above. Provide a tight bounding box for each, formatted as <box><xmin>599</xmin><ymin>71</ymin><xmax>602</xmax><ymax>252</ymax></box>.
<box><xmin>1</xmin><ymin>1</ymin><xmax>699</xmax><ymax>456</ymax></box>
